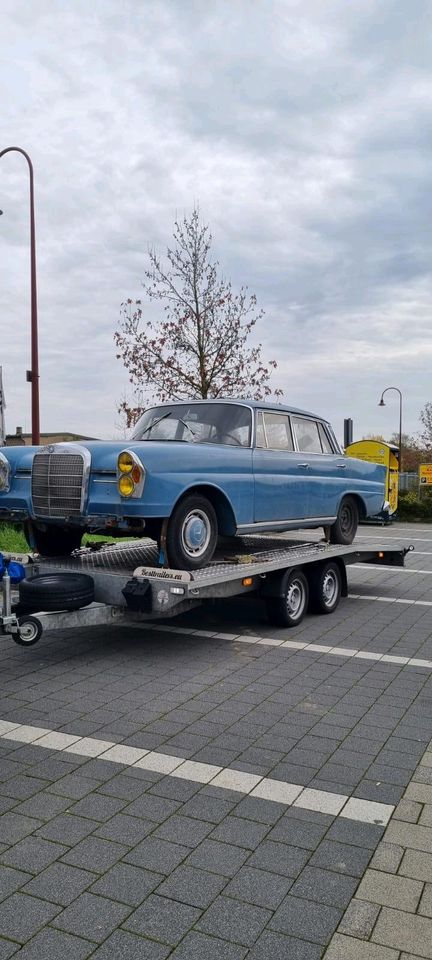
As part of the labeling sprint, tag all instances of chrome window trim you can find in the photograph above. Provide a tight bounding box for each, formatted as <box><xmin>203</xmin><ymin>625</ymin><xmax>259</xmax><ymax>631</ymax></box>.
<box><xmin>290</xmin><ymin>415</ymin><xmax>340</xmax><ymax>456</ymax></box>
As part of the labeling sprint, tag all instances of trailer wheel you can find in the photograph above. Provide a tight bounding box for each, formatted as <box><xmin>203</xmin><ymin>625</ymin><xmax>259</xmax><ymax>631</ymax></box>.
<box><xmin>15</xmin><ymin>616</ymin><xmax>43</xmax><ymax>646</ymax></box>
<box><xmin>266</xmin><ymin>569</ymin><xmax>309</xmax><ymax>627</ymax></box>
<box><xmin>329</xmin><ymin>496</ymin><xmax>358</xmax><ymax>545</ymax></box>
<box><xmin>19</xmin><ymin>573</ymin><xmax>94</xmax><ymax>613</ymax></box>
<box><xmin>166</xmin><ymin>495</ymin><xmax>218</xmax><ymax>570</ymax></box>
<box><xmin>308</xmin><ymin>561</ymin><xmax>342</xmax><ymax>614</ymax></box>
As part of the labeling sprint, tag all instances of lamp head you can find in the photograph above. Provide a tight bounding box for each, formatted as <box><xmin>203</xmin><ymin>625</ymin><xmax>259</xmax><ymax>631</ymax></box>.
<box><xmin>378</xmin><ymin>397</ymin><xmax>385</xmax><ymax>407</ymax></box>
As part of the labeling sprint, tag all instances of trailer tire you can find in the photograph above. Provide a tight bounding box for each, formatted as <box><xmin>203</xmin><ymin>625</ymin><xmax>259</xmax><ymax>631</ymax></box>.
<box><xmin>25</xmin><ymin>524</ymin><xmax>83</xmax><ymax>558</ymax></box>
<box><xmin>329</xmin><ymin>496</ymin><xmax>358</xmax><ymax>545</ymax></box>
<box><xmin>15</xmin><ymin>616</ymin><xmax>43</xmax><ymax>646</ymax></box>
<box><xmin>19</xmin><ymin>573</ymin><xmax>94</xmax><ymax>613</ymax></box>
<box><xmin>308</xmin><ymin>561</ymin><xmax>342</xmax><ymax>614</ymax></box>
<box><xmin>166</xmin><ymin>495</ymin><xmax>218</xmax><ymax>570</ymax></box>
<box><xmin>265</xmin><ymin>569</ymin><xmax>309</xmax><ymax>628</ymax></box>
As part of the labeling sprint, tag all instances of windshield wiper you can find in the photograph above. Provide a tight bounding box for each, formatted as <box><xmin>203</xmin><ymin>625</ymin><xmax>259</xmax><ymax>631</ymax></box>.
<box><xmin>140</xmin><ymin>412</ymin><xmax>198</xmax><ymax>441</ymax></box>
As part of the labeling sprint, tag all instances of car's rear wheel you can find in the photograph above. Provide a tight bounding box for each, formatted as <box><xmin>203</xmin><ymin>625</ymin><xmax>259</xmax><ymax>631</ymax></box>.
<box><xmin>166</xmin><ymin>495</ymin><xmax>218</xmax><ymax>570</ymax></box>
<box><xmin>25</xmin><ymin>523</ymin><xmax>82</xmax><ymax>557</ymax></box>
<box><xmin>329</xmin><ymin>496</ymin><xmax>358</xmax><ymax>545</ymax></box>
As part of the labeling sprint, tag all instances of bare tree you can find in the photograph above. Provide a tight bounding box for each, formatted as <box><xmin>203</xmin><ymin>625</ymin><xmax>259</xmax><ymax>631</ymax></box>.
<box><xmin>419</xmin><ymin>402</ymin><xmax>432</xmax><ymax>452</ymax></box>
<box><xmin>115</xmin><ymin>209</ymin><xmax>282</xmax><ymax>426</ymax></box>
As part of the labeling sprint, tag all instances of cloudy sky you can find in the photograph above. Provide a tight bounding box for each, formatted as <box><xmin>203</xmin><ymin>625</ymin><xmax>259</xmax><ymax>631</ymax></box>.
<box><xmin>1</xmin><ymin>0</ymin><xmax>431</xmax><ymax>445</ymax></box>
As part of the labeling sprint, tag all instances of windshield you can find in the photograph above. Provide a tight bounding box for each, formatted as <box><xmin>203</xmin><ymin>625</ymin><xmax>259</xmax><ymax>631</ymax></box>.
<box><xmin>132</xmin><ymin>403</ymin><xmax>252</xmax><ymax>447</ymax></box>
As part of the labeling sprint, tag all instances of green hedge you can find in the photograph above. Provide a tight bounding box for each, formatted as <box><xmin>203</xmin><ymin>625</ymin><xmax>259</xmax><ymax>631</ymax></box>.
<box><xmin>397</xmin><ymin>490</ymin><xmax>432</xmax><ymax>521</ymax></box>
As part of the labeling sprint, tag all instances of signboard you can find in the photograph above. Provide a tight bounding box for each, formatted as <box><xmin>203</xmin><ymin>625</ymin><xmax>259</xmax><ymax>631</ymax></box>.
<box><xmin>419</xmin><ymin>464</ymin><xmax>432</xmax><ymax>485</ymax></box>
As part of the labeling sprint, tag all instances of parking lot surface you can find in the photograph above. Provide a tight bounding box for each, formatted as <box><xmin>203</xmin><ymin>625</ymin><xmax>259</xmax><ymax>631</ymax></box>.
<box><xmin>0</xmin><ymin>522</ymin><xmax>432</xmax><ymax>958</ymax></box>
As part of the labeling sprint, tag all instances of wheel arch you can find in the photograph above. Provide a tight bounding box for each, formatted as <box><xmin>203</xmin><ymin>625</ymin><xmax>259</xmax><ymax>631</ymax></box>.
<box><xmin>172</xmin><ymin>484</ymin><xmax>237</xmax><ymax>536</ymax></box>
<box><xmin>338</xmin><ymin>492</ymin><xmax>367</xmax><ymax>522</ymax></box>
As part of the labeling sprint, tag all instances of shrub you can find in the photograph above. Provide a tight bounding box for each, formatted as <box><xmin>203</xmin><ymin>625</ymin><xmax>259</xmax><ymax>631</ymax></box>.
<box><xmin>398</xmin><ymin>489</ymin><xmax>432</xmax><ymax>521</ymax></box>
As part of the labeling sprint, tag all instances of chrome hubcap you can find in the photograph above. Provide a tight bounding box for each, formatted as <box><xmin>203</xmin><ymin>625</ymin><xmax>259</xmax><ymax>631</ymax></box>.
<box><xmin>181</xmin><ymin>509</ymin><xmax>211</xmax><ymax>558</ymax></box>
<box><xmin>286</xmin><ymin>579</ymin><xmax>305</xmax><ymax>617</ymax></box>
<box><xmin>19</xmin><ymin>622</ymin><xmax>37</xmax><ymax>642</ymax></box>
<box><xmin>322</xmin><ymin>571</ymin><xmax>337</xmax><ymax>606</ymax></box>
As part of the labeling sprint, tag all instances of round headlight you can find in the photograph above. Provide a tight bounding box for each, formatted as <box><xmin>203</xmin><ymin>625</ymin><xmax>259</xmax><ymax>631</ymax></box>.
<box><xmin>118</xmin><ymin>452</ymin><xmax>134</xmax><ymax>474</ymax></box>
<box><xmin>118</xmin><ymin>474</ymin><xmax>135</xmax><ymax>497</ymax></box>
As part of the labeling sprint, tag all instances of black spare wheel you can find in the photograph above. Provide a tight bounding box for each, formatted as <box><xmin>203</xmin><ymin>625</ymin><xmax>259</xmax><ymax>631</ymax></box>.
<box><xmin>166</xmin><ymin>494</ymin><xmax>218</xmax><ymax>570</ymax></box>
<box><xmin>329</xmin><ymin>495</ymin><xmax>358</xmax><ymax>545</ymax></box>
<box><xmin>19</xmin><ymin>573</ymin><xmax>94</xmax><ymax>613</ymax></box>
<box><xmin>25</xmin><ymin>524</ymin><xmax>83</xmax><ymax>557</ymax></box>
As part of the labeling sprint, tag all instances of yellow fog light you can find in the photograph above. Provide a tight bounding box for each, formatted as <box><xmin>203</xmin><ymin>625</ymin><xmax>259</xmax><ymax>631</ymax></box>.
<box><xmin>118</xmin><ymin>452</ymin><xmax>134</xmax><ymax>473</ymax></box>
<box><xmin>118</xmin><ymin>474</ymin><xmax>135</xmax><ymax>497</ymax></box>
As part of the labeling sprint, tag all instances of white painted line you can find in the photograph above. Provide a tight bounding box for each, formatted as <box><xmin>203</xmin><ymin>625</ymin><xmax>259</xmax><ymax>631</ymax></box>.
<box><xmin>251</xmin><ymin>778</ymin><xmax>303</xmax><ymax>804</ymax></box>
<box><xmin>341</xmin><ymin>797</ymin><xmax>394</xmax><ymax>826</ymax></box>
<box><xmin>34</xmin><ymin>731</ymin><xmax>82</xmax><ymax>750</ymax></box>
<box><xmin>294</xmin><ymin>787</ymin><xmax>348</xmax><ymax>816</ymax></box>
<box><xmin>356</xmin><ymin>536</ymin><xmax>432</xmax><ymax>542</ymax></box>
<box><xmin>352</xmin><ymin>564</ymin><xmax>432</xmax><ymax>575</ymax></box>
<box><xmin>380</xmin><ymin>655</ymin><xmax>410</xmax><ymax>665</ymax></box>
<box><xmin>209</xmin><ymin>769</ymin><xmax>263</xmax><ymax>794</ymax></box>
<box><xmin>257</xmin><ymin>637</ymin><xmax>284</xmax><ymax>646</ymax></box>
<box><xmin>348</xmin><ymin>594</ymin><xmax>432</xmax><ymax>608</ymax></box>
<box><xmin>280</xmin><ymin>640</ymin><xmax>308</xmax><ymax>650</ymax></box>
<box><xmin>99</xmin><ymin>744</ymin><xmax>149</xmax><ymax>765</ymax></box>
<box><xmin>0</xmin><ymin>721</ymin><xmax>21</xmax><ymax>736</ymax></box>
<box><xmin>173</xmin><ymin>760</ymin><xmax>222</xmax><ymax>783</ymax></box>
<box><xmin>329</xmin><ymin>647</ymin><xmax>358</xmax><ymax>657</ymax></box>
<box><xmin>64</xmin><ymin>737</ymin><xmax>115</xmax><ymax>757</ymax></box>
<box><xmin>0</xmin><ymin>721</ymin><xmax>395</xmax><ymax>824</ymax></box>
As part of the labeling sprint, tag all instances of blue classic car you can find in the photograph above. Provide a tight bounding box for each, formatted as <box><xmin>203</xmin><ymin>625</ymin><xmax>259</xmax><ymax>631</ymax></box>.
<box><xmin>0</xmin><ymin>400</ymin><xmax>386</xmax><ymax>569</ymax></box>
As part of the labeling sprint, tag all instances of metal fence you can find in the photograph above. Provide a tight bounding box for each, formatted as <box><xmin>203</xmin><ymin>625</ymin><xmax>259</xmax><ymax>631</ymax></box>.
<box><xmin>399</xmin><ymin>472</ymin><xmax>419</xmax><ymax>493</ymax></box>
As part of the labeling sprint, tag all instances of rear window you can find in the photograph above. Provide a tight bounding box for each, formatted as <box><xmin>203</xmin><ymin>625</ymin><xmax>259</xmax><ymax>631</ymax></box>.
<box><xmin>291</xmin><ymin>417</ymin><xmax>322</xmax><ymax>453</ymax></box>
<box><xmin>257</xmin><ymin>412</ymin><xmax>294</xmax><ymax>451</ymax></box>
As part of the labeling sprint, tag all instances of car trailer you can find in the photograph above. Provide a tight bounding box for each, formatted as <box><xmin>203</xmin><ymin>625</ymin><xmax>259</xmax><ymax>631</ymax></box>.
<box><xmin>0</xmin><ymin>534</ymin><xmax>413</xmax><ymax>646</ymax></box>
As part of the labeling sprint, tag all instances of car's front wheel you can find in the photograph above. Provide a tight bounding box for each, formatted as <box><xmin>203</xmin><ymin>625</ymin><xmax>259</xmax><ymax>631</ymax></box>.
<box><xmin>25</xmin><ymin>523</ymin><xmax>83</xmax><ymax>557</ymax></box>
<box><xmin>166</xmin><ymin>495</ymin><xmax>218</xmax><ymax>570</ymax></box>
<box><xmin>329</xmin><ymin>496</ymin><xmax>358</xmax><ymax>545</ymax></box>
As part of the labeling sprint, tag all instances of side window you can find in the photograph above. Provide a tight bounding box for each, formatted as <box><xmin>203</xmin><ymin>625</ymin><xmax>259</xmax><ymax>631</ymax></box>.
<box><xmin>292</xmin><ymin>417</ymin><xmax>322</xmax><ymax>453</ymax></box>
<box><xmin>263</xmin><ymin>413</ymin><xmax>294</xmax><ymax>451</ymax></box>
<box><xmin>256</xmin><ymin>412</ymin><xmax>266</xmax><ymax>448</ymax></box>
<box><xmin>318</xmin><ymin>422</ymin><xmax>334</xmax><ymax>454</ymax></box>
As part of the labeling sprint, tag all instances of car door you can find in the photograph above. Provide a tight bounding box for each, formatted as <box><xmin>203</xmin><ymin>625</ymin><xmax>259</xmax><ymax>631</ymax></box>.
<box><xmin>253</xmin><ymin>411</ymin><xmax>311</xmax><ymax>522</ymax></box>
<box><xmin>290</xmin><ymin>416</ymin><xmax>347</xmax><ymax>520</ymax></box>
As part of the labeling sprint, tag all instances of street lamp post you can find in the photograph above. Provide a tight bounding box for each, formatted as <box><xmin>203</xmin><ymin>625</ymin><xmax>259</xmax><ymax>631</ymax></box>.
<box><xmin>0</xmin><ymin>146</ymin><xmax>40</xmax><ymax>445</ymax></box>
<box><xmin>378</xmin><ymin>386</ymin><xmax>403</xmax><ymax>472</ymax></box>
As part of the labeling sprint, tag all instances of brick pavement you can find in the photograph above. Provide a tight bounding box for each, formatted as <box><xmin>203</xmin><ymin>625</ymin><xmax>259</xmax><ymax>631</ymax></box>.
<box><xmin>0</xmin><ymin>522</ymin><xmax>431</xmax><ymax>956</ymax></box>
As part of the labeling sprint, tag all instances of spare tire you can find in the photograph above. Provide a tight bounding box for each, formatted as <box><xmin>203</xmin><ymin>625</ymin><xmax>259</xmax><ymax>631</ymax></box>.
<box><xmin>19</xmin><ymin>573</ymin><xmax>94</xmax><ymax>613</ymax></box>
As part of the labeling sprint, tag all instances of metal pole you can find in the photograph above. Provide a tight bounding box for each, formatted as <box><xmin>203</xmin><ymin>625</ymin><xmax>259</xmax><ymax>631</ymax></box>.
<box><xmin>0</xmin><ymin>147</ymin><xmax>40</xmax><ymax>445</ymax></box>
<box><xmin>379</xmin><ymin>386</ymin><xmax>403</xmax><ymax>473</ymax></box>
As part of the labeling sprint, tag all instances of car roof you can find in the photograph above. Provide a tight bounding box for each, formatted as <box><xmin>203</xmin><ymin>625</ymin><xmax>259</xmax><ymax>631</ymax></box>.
<box><xmin>147</xmin><ymin>398</ymin><xmax>327</xmax><ymax>422</ymax></box>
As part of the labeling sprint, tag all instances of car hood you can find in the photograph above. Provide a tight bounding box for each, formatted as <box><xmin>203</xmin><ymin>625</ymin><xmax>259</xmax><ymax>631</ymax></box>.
<box><xmin>16</xmin><ymin>439</ymin><xmax>233</xmax><ymax>474</ymax></box>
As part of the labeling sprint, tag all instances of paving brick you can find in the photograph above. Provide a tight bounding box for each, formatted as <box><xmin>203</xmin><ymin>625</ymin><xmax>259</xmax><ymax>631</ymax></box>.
<box><xmin>14</xmin><ymin>790</ymin><xmax>72</xmax><ymax>821</ymax></box>
<box><xmin>124</xmin><ymin>893</ymin><xmax>201</xmax><ymax>945</ymax></box>
<box><xmin>419</xmin><ymin>883</ymin><xmax>432</xmax><ymax>918</ymax></box>
<box><xmin>168</xmin><ymin>930</ymin><xmax>247</xmax><ymax>959</ymax></box>
<box><xmin>69</xmin><ymin>792</ymin><xmax>126</xmax><ymax>822</ymax></box>
<box><xmin>356</xmin><ymin>867</ymin><xmax>423</xmax><ymax>911</ymax></box>
<box><xmin>372</xmin><ymin>906</ymin><xmax>432</xmax><ymax>956</ymax></box>
<box><xmin>23</xmin><ymin>862</ymin><xmax>95</xmax><ymax>906</ymax></box>
<box><xmin>0</xmin><ymin>892</ymin><xmax>60</xmax><ymax>943</ymax></box>
<box><xmin>13</xmin><ymin>928</ymin><xmax>94</xmax><ymax>960</ymax></box>
<box><xmin>185</xmin><ymin>838</ymin><xmax>248</xmax><ymax>877</ymax></box>
<box><xmin>419</xmin><ymin>805</ymin><xmax>432</xmax><ymax>827</ymax></box>
<box><xmin>61</xmin><ymin>836</ymin><xmax>128</xmax><ymax>873</ymax></box>
<box><xmin>178</xmin><ymin>793</ymin><xmax>236</xmax><ymax>824</ymax></box>
<box><xmin>91</xmin><ymin>862</ymin><xmax>162</xmax><ymax>906</ymax></box>
<box><xmin>156</xmin><ymin>865</ymin><xmax>227</xmax><ymax>908</ymax></box>
<box><xmin>1</xmin><ymin>836</ymin><xmax>68</xmax><ymax>873</ymax></box>
<box><xmin>247</xmin><ymin>840</ymin><xmax>310</xmax><ymax>878</ymax></box>
<box><xmin>399</xmin><ymin>849</ymin><xmax>432</xmax><ymax>882</ymax></box>
<box><xmin>268</xmin><ymin>814</ymin><xmax>328</xmax><ymax>849</ymax></box>
<box><xmin>153</xmin><ymin>814</ymin><xmax>213</xmax><ymax>848</ymax></box>
<box><xmin>270</xmin><ymin>893</ymin><xmax>342</xmax><ymax>944</ymax></box>
<box><xmin>89</xmin><ymin>929</ymin><xmax>170</xmax><ymax>959</ymax></box>
<box><xmin>0</xmin><ymin>866</ymin><xmax>32</xmax><ymax>902</ymax></box>
<box><xmin>126</xmin><ymin>793</ymin><xmax>181</xmax><ymax>822</ymax></box>
<box><xmin>326</xmin><ymin>818</ymin><xmax>385</xmax><ymax>848</ymax></box>
<box><xmin>290</xmin><ymin>865</ymin><xmax>358</xmax><ymax>909</ymax></box>
<box><xmin>210</xmin><ymin>815</ymin><xmax>269</xmax><ymax>850</ymax></box>
<box><xmin>224</xmin><ymin>865</ymin><xmax>293</xmax><ymax>909</ymax></box>
<box><xmin>370</xmin><ymin>841</ymin><xmax>404</xmax><ymax>873</ymax></box>
<box><xmin>231</xmin><ymin>795</ymin><xmax>286</xmax><ymax>824</ymax></box>
<box><xmin>247</xmin><ymin>930</ymin><xmax>322</xmax><ymax>959</ymax></box>
<box><xmin>196</xmin><ymin>894</ymin><xmax>271</xmax><ymax>947</ymax></box>
<box><xmin>386</xmin><ymin>820</ymin><xmax>432</xmax><ymax>853</ymax></box>
<box><xmin>0</xmin><ymin>938</ymin><xmax>18</xmax><ymax>959</ymax></box>
<box><xmin>52</xmin><ymin>891</ymin><xmax>131</xmax><ymax>942</ymax></box>
<box><xmin>124</xmin><ymin>836</ymin><xmax>190</xmax><ymax>873</ymax></box>
<box><xmin>309</xmin><ymin>839</ymin><xmax>372</xmax><ymax>877</ymax></box>
<box><xmin>338</xmin><ymin>898</ymin><xmax>380</xmax><ymax>939</ymax></box>
<box><xmin>0</xmin><ymin>812</ymin><xmax>41</xmax><ymax>844</ymax></box>
<box><xmin>49</xmin><ymin>774</ymin><xmax>103</xmax><ymax>799</ymax></box>
<box><xmin>324</xmin><ymin>933</ymin><xmax>399</xmax><ymax>959</ymax></box>
<box><xmin>36</xmin><ymin>814</ymin><xmax>97</xmax><ymax>845</ymax></box>
<box><xmin>406</xmin><ymin>782</ymin><xmax>432</xmax><ymax>804</ymax></box>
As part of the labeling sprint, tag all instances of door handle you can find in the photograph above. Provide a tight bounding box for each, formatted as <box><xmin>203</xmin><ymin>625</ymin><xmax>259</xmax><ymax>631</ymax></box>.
<box><xmin>298</xmin><ymin>463</ymin><xmax>309</xmax><ymax>468</ymax></box>
<box><xmin>336</xmin><ymin>463</ymin><xmax>347</xmax><ymax>469</ymax></box>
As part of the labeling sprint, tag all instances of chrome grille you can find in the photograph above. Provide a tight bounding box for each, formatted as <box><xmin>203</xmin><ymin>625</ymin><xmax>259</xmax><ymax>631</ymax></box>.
<box><xmin>32</xmin><ymin>453</ymin><xmax>84</xmax><ymax>518</ymax></box>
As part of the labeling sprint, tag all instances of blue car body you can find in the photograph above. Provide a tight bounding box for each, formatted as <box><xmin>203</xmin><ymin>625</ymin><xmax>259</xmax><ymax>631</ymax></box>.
<box><xmin>0</xmin><ymin>400</ymin><xmax>386</xmax><ymax>549</ymax></box>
